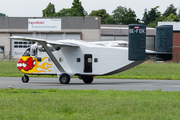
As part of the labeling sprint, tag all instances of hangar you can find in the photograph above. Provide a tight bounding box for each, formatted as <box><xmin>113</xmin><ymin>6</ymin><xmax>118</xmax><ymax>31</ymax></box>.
<box><xmin>0</xmin><ymin>17</ymin><xmax>157</xmax><ymax>60</ymax></box>
<box><xmin>0</xmin><ymin>17</ymin><xmax>101</xmax><ymax>59</ymax></box>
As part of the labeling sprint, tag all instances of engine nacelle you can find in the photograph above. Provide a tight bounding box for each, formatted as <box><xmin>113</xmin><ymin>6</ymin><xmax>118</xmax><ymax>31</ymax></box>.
<box><xmin>37</xmin><ymin>44</ymin><xmax>60</xmax><ymax>52</ymax></box>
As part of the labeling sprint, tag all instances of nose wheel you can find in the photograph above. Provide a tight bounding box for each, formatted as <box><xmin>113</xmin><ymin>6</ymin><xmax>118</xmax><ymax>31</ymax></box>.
<box><xmin>22</xmin><ymin>74</ymin><xmax>29</xmax><ymax>83</ymax></box>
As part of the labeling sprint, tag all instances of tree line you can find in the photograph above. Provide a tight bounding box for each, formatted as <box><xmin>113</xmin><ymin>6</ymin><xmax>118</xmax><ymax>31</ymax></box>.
<box><xmin>42</xmin><ymin>0</ymin><xmax>180</xmax><ymax>27</ymax></box>
<box><xmin>1</xmin><ymin>0</ymin><xmax>180</xmax><ymax>27</ymax></box>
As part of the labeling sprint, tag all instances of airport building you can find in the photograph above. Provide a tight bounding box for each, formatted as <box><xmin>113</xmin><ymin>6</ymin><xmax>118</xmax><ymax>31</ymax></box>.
<box><xmin>0</xmin><ymin>17</ymin><xmax>101</xmax><ymax>59</ymax></box>
<box><xmin>0</xmin><ymin>17</ymin><xmax>163</xmax><ymax>60</ymax></box>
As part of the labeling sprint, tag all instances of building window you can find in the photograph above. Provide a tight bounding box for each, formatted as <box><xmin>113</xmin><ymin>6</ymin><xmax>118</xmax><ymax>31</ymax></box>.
<box><xmin>94</xmin><ymin>58</ymin><xmax>98</xmax><ymax>62</ymax></box>
<box><xmin>14</xmin><ymin>45</ymin><xmax>18</xmax><ymax>48</ymax></box>
<box><xmin>13</xmin><ymin>40</ymin><xmax>35</xmax><ymax>49</ymax></box>
<box><xmin>77</xmin><ymin>58</ymin><xmax>81</xmax><ymax>62</ymax></box>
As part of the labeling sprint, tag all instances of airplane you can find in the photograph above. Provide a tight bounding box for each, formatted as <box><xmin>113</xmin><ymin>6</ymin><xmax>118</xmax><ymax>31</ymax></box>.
<box><xmin>9</xmin><ymin>25</ymin><xmax>173</xmax><ymax>84</ymax></box>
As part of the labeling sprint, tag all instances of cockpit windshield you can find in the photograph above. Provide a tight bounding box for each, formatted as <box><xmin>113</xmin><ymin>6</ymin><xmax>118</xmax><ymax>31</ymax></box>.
<box><xmin>22</xmin><ymin>48</ymin><xmax>30</xmax><ymax>56</ymax></box>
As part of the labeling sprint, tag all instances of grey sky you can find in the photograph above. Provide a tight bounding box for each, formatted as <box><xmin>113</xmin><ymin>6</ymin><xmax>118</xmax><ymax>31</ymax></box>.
<box><xmin>0</xmin><ymin>0</ymin><xmax>179</xmax><ymax>19</ymax></box>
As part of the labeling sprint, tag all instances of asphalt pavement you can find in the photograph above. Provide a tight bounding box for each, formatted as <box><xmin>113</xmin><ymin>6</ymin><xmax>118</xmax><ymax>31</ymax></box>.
<box><xmin>1</xmin><ymin>77</ymin><xmax>180</xmax><ymax>91</ymax></box>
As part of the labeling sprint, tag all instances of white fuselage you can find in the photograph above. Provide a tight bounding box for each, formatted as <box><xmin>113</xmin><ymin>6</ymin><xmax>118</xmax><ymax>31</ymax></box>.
<box><xmin>32</xmin><ymin>40</ymin><xmax>144</xmax><ymax>76</ymax></box>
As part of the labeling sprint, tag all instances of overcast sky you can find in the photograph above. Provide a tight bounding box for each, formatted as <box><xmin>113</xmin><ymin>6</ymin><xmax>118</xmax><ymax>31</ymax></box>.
<box><xmin>0</xmin><ymin>0</ymin><xmax>180</xmax><ymax>19</ymax></box>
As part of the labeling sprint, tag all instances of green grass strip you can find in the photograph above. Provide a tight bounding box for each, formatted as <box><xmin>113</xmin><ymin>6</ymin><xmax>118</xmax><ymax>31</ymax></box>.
<box><xmin>0</xmin><ymin>89</ymin><xmax>180</xmax><ymax>119</ymax></box>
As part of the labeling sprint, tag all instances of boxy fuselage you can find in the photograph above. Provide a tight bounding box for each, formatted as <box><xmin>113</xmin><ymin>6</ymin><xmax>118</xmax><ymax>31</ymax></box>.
<box><xmin>17</xmin><ymin>40</ymin><xmax>144</xmax><ymax>77</ymax></box>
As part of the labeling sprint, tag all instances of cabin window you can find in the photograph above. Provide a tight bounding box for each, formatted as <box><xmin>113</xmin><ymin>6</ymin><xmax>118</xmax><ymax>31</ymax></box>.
<box><xmin>94</xmin><ymin>58</ymin><xmax>98</xmax><ymax>62</ymax></box>
<box><xmin>48</xmin><ymin>58</ymin><xmax>52</xmax><ymax>62</ymax></box>
<box><xmin>77</xmin><ymin>58</ymin><xmax>81</xmax><ymax>62</ymax></box>
<box><xmin>59</xmin><ymin>57</ymin><xmax>63</xmax><ymax>62</ymax></box>
<box><xmin>88</xmin><ymin>58</ymin><xmax>92</xmax><ymax>63</ymax></box>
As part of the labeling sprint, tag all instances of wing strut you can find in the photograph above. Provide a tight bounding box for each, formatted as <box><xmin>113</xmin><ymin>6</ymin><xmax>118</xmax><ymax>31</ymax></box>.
<box><xmin>40</xmin><ymin>42</ymin><xmax>65</xmax><ymax>72</ymax></box>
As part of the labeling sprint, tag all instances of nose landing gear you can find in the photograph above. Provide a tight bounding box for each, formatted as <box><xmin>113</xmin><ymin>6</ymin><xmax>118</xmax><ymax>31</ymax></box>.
<box><xmin>22</xmin><ymin>74</ymin><xmax>29</xmax><ymax>83</ymax></box>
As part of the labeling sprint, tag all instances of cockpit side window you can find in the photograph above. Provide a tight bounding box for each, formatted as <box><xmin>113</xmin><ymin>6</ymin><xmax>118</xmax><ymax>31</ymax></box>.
<box><xmin>22</xmin><ymin>48</ymin><xmax>30</xmax><ymax>56</ymax></box>
<box><xmin>31</xmin><ymin>48</ymin><xmax>37</xmax><ymax>56</ymax></box>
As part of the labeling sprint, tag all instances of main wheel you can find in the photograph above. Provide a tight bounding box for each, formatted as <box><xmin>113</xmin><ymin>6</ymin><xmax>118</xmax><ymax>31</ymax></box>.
<box><xmin>59</xmin><ymin>74</ymin><xmax>70</xmax><ymax>84</ymax></box>
<box><xmin>83</xmin><ymin>76</ymin><xmax>93</xmax><ymax>84</ymax></box>
<box><xmin>22</xmin><ymin>75</ymin><xmax>29</xmax><ymax>83</ymax></box>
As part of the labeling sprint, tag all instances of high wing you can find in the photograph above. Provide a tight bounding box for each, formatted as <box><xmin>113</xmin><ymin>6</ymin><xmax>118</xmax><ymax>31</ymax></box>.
<box><xmin>9</xmin><ymin>36</ymin><xmax>79</xmax><ymax>47</ymax></box>
<box><xmin>90</xmin><ymin>41</ymin><xmax>128</xmax><ymax>47</ymax></box>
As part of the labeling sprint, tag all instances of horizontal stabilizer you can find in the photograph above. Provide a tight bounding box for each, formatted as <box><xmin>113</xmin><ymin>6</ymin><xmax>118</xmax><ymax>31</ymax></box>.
<box><xmin>146</xmin><ymin>51</ymin><xmax>172</xmax><ymax>61</ymax></box>
<box><xmin>146</xmin><ymin>51</ymin><xmax>172</xmax><ymax>55</ymax></box>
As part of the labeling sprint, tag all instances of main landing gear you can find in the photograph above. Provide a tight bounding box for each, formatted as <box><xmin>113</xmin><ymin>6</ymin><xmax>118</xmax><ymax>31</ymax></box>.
<box><xmin>21</xmin><ymin>74</ymin><xmax>94</xmax><ymax>84</ymax></box>
<box><xmin>22</xmin><ymin>74</ymin><xmax>29</xmax><ymax>83</ymax></box>
<box><xmin>59</xmin><ymin>74</ymin><xmax>94</xmax><ymax>84</ymax></box>
<box><xmin>59</xmin><ymin>73</ymin><xmax>70</xmax><ymax>84</ymax></box>
<box><xmin>78</xmin><ymin>75</ymin><xmax>94</xmax><ymax>84</ymax></box>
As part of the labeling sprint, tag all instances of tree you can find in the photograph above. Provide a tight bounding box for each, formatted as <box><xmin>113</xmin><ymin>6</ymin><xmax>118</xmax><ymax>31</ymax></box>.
<box><xmin>56</xmin><ymin>0</ymin><xmax>87</xmax><ymax>17</ymax></box>
<box><xmin>71</xmin><ymin>0</ymin><xmax>87</xmax><ymax>16</ymax></box>
<box><xmin>55</xmin><ymin>8</ymin><xmax>72</xmax><ymax>17</ymax></box>
<box><xmin>163</xmin><ymin>13</ymin><xmax>180</xmax><ymax>22</ymax></box>
<box><xmin>0</xmin><ymin>13</ymin><xmax>7</xmax><ymax>17</ymax></box>
<box><xmin>142</xmin><ymin>9</ymin><xmax>148</xmax><ymax>24</ymax></box>
<box><xmin>178</xmin><ymin>10</ymin><xmax>180</xmax><ymax>17</ymax></box>
<box><xmin>142</xmin><ymin>6</ymin><xmax>161</xmax><ymax>24</ymax></box>
<box><xmin>42</xmin><ymin>2</ymin><xmax>55</xmax><ymax>17</ymax></box>
<box><xmin>43</xmin><ymin>0</ymin><xmax>87</xmax><ymax>17</ymax></box>
<box><xmin>163</xmin><ymin>4</ymin><xmax>177</xmax><ymax>17</ymax></box>
<box><xmin>112</xmin><ymin>6</ymin><xmax>139</xmax><ymax>25</ymax></box>
<box><xmin>89</xmin><ymin>9</ymin><xmax>114</xmax><ymax>24</ymax></box>
<box><xmin>105</xmin><ymin>15</ymin><xmax>117</xmax><ymax>24</ymax></box>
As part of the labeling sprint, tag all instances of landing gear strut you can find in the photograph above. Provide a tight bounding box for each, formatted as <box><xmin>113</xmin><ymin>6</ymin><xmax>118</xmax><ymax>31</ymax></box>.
<box><xmin>22</xmin><ymin>74</ymin><xmax>29</xmax><ymax>83</ymax></box>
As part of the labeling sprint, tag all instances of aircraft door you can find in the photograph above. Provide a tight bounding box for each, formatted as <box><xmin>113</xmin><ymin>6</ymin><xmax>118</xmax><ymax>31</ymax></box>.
<box><xmin>84</xmin><ymin>54</ymin><xmax>92</xmax><ymax>73</ymax></box>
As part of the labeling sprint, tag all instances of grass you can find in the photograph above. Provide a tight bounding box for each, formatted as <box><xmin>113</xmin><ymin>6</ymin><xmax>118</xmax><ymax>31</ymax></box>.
<box><xmin>0</xmin><ymin>89</ymin><xmax>180</xmax><ymax>119</ymax></box>
<box><xmin>1</xmin><ymin>61</ymin><xmax>180</xmax><ymax>80</ymax></box>
<box><xmin>97</xmin><ymin>62</ymin><xmax>180</xmax><ymax>80</ymax></box>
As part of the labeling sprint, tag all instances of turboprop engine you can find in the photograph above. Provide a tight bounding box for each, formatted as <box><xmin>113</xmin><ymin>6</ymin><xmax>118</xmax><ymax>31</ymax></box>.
<box><xmin>37</xmin><ymin>44</ymin><xmax>60</xmax><ymax>52</ymax></box>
